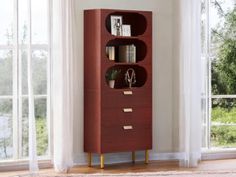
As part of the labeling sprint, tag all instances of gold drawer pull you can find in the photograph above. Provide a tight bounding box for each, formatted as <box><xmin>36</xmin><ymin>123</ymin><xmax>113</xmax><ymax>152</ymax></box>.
<box><xmin>123</xmin><ymin>91</ymin><xmax>133</xmax><ymax>95</ymax></box>
<box><xmin>123</xmin><ymin>125</ymin><xmax>133</xmax><ymax>130</ymax></box>
<box><xmin>123</xmin><ymin>108</ymin><xmax>133</xmax><ymax>113</ymax></box>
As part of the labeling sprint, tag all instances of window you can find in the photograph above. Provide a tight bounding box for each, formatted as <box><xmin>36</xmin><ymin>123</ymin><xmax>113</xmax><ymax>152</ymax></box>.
<box><xmin>0</xmin><ymin>0</ymin><xmax>50</xmax><ymax>161</ymax></box>
<box><xmin>202</xmin><ymin>0</ymin><xmax>236</xmax><ymax>150</ymax></box>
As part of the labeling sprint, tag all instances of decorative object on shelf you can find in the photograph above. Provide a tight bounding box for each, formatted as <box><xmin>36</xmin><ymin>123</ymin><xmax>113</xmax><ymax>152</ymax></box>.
<box><xmin>110</xmin><ymin>15</ymin><xmax>122</xmax><ymax>36</ymax></box>
<box><xmin>122</xmin><ymin>24</ymin><xmax>131</xmax><ymax>36</ymax></box>
<box><xmin>125</xmin><ymin>68</ymin><xmax>136</xmax><ymax>88</ymax></box>
<box><xmin>119</xmin><ymin>44</ymin><xmax>136</xmax><ymax>63</ymax></box>
<box><xmin>106</xmin><ymin>46</ymin><xmax>115</xmax><ymax>60</ymax></box>
<box><xmin>106</xmin><ymin>69</ymin><xmax>121</xmax><ymax>88</ymax></box>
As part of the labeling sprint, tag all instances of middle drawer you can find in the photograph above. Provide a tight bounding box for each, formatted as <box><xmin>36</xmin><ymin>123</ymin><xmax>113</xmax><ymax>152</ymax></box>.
<box><xmin>101</xmin><ymin>107</ymin><xmax>152</xmax><ymax>126</ymax></box>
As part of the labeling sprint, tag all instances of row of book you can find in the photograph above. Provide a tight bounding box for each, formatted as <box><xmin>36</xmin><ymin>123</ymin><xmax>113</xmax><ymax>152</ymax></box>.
<box><xmin>105</xmin><ymin>44</ymin><xmax>136</xmax><ymax>63</ymax></box>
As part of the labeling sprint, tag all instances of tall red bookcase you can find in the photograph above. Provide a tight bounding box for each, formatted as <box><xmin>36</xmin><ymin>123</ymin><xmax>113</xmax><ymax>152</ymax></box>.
<box><xmin>84</xmin><ymin>9</ymin><xmax>152</xmax><ymax>168</ymax></box>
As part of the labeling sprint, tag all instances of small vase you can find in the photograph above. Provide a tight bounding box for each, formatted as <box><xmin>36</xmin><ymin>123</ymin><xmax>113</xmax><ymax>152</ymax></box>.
<box><xmin>109</xmin><ymin>80</ymin><xmax>115</xmax><ymax>88</ymax></box>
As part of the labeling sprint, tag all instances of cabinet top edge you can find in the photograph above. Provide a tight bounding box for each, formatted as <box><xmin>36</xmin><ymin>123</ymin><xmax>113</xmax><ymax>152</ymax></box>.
<box><xmin>83</xmin><ymin>9</ymin><xmax>152</xmax><ymax>14</ymax></box>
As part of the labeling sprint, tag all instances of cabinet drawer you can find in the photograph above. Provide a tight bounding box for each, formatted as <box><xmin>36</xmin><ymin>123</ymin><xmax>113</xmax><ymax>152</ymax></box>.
<box><xmin>101</xmin><ymin>123</ymin><xmax>152</xmax><ymax>153</ymax></box>
<box><xmin>101</xmin><ymin>107</ymin><xmax>152</xmax><ymax>125</ymax></box>
<box><xmin>102</xmin><ymin>89</ymin><xmax>152</xmax><ymax>108</ymax></box>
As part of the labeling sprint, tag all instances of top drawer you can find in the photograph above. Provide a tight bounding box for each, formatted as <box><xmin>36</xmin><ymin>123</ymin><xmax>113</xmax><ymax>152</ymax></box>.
<box><xmin>102</xmin><ymin>89</ymin><xmax>152</xmax><ymax>108</ymax></box>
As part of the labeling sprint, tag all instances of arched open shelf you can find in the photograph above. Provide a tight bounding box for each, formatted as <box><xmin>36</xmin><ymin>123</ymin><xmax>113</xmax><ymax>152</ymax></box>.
<box><xmin>105</xmin><ymin>39</ymin><xmax>147</xmax><ymax>63</ymax></box>
<box><xmin>105</xmin><ymin>12</ymin><xmax>147</xmax><ymax>36</ymax></box>
<box><xmin>105</xmin><ymin>65</ymin><xmax>147</xmax><ymax>89</ymax></box>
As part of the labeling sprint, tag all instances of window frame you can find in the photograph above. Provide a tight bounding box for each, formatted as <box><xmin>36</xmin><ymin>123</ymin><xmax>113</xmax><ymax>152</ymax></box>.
<box><xmin>202</xmin><ymin>0</ymin><xmax>236</xmax><ymax>152</ymax></box>
<box><xmin>0</xmin><ymin>0</ymin><xmax>52</xmax><ymax>167</ymax></box>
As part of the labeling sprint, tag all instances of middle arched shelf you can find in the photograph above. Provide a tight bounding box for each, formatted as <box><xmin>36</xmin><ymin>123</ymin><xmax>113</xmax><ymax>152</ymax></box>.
<box><xmin>105</xmin><ymin>38</ymin><xmax>147</xmax><ymax>63</ymax></box>
<box><xmin>105</xmin><ymin>65</ymin><xmax>147</xmax><ymax>89</ymax></box>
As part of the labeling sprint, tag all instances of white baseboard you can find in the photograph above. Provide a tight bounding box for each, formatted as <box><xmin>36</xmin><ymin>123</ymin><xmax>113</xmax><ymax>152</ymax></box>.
<box><xmin>73</xmin><ymin>151</ymin><xmax>181</xmax><ymax>166</ymax></box>
<box><xmin>149</xmin><ymin>152</ymin><xmax>182</xmax><ymax>161</ymax></box>
<box><xmin>202</xmin><ymin>150</ymin><xmax>236</xmax><ymax>160</ymax></box>
<box><xmin>0</xmin><ymin>159</ymin><xmax>52</xmax><ymax>172</ymax></box>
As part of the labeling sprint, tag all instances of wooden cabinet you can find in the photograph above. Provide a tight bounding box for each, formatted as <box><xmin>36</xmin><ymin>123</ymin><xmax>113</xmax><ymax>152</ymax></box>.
<box><xmin>84</xmin><ymin>9</ymin><xmax>152</xmax><ymax>168</ymax></box>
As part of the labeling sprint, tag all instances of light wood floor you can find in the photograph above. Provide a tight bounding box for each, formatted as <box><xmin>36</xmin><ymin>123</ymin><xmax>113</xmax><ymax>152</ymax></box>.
<box><xmin>1</xmin><ymin>159</ymin><xmax>236</xmax><ymax>176</ymax></box>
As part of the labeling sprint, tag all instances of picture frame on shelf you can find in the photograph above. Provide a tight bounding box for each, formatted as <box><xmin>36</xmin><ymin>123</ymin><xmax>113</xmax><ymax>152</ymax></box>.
<box><xmin>110</xmin><ymin>15</ymin><xmax>123</xmax><ymax>36</ymax></box>
<box><xmin>122</xmin><ymin>25</ymin><xmax>131</xmax><ymax>37</ymax></box>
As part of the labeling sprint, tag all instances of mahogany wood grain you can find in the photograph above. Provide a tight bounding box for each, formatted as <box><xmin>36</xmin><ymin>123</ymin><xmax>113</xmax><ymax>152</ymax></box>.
<box><xmin>84</xmin><ymin>9</ymin><xmax>152</xmax><ymax>156</ymax></box>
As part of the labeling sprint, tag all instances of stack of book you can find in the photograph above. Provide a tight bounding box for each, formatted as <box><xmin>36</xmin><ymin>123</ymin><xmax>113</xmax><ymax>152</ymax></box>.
<box><xmin>118</xmin><ymin>44</ymin><xmax>136</xmax><ymax>63</ymax></box>
<box><xmin>106</xmin><ymin>46</ymin><xmax>115</xmax><ymax>60</ymax></box>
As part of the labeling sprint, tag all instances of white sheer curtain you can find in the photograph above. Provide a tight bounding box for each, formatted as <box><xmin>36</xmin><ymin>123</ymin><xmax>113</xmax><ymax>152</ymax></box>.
<box><xmin>51</xmin><ymin>0</ymin><xmax>78</xmax><ymax>172</ymax></box>
<box><xmin>174</xmin><ymin>0</ymin><xmax>202</xmax><ymax>167</ymax></box>
<box><xmin>27</xmin><ymin>0</ymin><xmax>39</xmax><ymax>174</ymax></box>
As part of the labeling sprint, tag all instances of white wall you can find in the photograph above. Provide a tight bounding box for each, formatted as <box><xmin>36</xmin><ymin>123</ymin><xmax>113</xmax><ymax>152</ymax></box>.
<box><xmin>172</xmin><ymin>0</ymin><xmax>180</xmax><ymax>152</ymax></box>
<box><xmin>73</xmin><ymin>0</ymin><xmax>174</xmax><ymax>163</ymax></box>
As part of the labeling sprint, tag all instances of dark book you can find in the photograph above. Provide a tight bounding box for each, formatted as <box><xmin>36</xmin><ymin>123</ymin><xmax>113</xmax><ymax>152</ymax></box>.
<box><xmin>119</xmin><ymin>45</ymin><xmax>130</xmax><ymax>63</ymax></box>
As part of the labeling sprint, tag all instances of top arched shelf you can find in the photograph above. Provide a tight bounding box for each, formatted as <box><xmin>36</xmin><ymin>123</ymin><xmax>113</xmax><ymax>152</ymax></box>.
<box><xmin>105</xmin><ymin>12</ymin><xmax>147</xmax><ymax>37</ymax></box>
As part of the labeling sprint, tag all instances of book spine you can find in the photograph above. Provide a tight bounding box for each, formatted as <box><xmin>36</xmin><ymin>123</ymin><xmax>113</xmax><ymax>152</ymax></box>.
<box><xmin>106</xmin><ymin>46</ymin><xmax>115</xmax><ymax>60</ymax></box>
<box><xmin>129</xmin><ymin>44</ymin><xmax>136</xmax><ymax>63</ymax></box>
<box><xmin>119</xmin><ymin>45</ymin><xmax>129</xmax><ymax>63</ymax></box>
<box><xmin>110</xmin><ymin>46</ymin><xmax>115</xmax><ymax>60</ymax></box>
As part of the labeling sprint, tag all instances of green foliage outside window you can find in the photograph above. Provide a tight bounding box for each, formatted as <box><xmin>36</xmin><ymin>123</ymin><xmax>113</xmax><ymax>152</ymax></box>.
<box><xmin>211</xmin><ymin>5</ymin><xmax>236</xmax><ymax>96</ymax></box>
<box><xmin>211</xmin><ymin>107</ymin><xmax>236</xmax><ymax>147</ymax></box>
<box><xmin>210</xmin><ymin>1</ymin><xmax>236</xmax><ymax>147</ymax></box>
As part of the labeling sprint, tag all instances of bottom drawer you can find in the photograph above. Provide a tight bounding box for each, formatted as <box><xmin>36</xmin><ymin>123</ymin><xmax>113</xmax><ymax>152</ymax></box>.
<box><xmin>101</xmin><ymin>123</ymin><xmax>152</xmax><ymax>153</ymax></box>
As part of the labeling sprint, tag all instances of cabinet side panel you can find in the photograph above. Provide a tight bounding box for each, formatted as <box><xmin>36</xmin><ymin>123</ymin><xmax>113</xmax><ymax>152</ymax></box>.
<box><xmin>142</xmin><ymin>11</ymin><xmax>153</xmax><ymax>150</ymax></box>
<box><xmin>147</xmin><ymin>12</ymin><xmax>153</xmax><ymax>150</ymax></box>
<box><xmin>84</xmin><ymin>10</ymin><xmax>101</xmax><ymax>153</ymax></box>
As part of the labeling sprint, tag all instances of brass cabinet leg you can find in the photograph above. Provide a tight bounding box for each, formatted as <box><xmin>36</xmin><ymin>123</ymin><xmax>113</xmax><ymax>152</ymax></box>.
<box><xmin>100</xmin><ymin>154</ymin><xmax>104</xmax><ymax>169</ymax></box>
<box><xmin>145</xmin><ymin>150</ymin><xmax>149</xmax><ymax>164</ymax></box>
<box><xmin>88</xmin><ymin>153</ymin><xmax>92</xmax><ymax>167</ymax></box>
<box><xmin>132</xmin><ymin>151</ymin><xmax>135</xmax><ymax>163</ymax></box>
